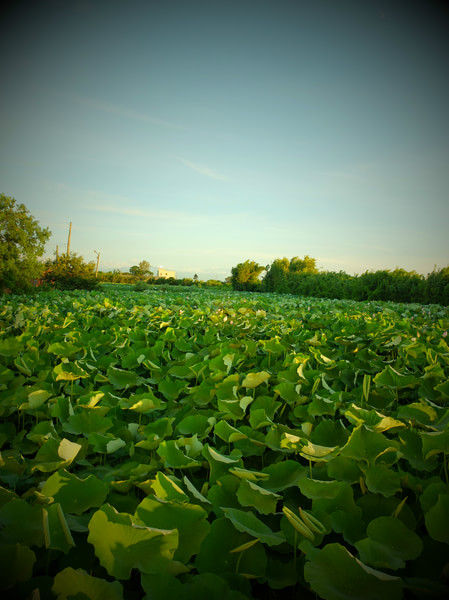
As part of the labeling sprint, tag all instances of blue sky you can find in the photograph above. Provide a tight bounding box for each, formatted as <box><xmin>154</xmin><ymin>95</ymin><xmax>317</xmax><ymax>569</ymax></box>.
<box><xmin>1</xmin><ymin>0</ymin><xmax>448</xmax><ymax>280</ymax></box>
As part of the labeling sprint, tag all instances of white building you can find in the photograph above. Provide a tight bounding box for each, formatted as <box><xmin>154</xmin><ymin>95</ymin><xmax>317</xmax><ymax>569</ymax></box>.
<box><xmin>157</xmin><ymin>268</ymin><xmax>176</xmax><ymax>279</ymax></box>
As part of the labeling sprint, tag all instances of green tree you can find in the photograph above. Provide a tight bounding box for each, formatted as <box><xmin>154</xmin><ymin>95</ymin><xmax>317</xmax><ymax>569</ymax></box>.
<box><xmin>231</xmin><ymin>260</ymin><xmax>264</xmax><ymax>291</ymax></box>
<box><xmin>262</xmin><ymin>257</ymin><xmax>290</xmax><ymax>292</ymax></box>
<box><xmin>129</xmin><ymin>260</ymin><xmax>152</xmax><ymax>280</ymax></box>
<box><xmin>262</xmin><ymin>255</ymin><xmax>318</xmax><ymax>293</ymax></box>
<box><xmin>43</xmin><ymin>252</ymin><xmax>98</xmax><ymax>290</ymax></box>
<box><xmin>289</xmin><ymin>255</ymin><xmax>318</xmax><ymax>273</ymax></box>
<box><xmin>0</xmin><ymin>194</ymin><xmax>51</xmax><ymax>292</ymax></box>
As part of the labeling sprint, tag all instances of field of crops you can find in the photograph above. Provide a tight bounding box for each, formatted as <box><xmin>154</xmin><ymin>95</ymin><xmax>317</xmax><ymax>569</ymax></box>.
<box><xmin>1</xmin><ymin>288</ymin><xmax>449</xmax><ymax>600</ymax></box>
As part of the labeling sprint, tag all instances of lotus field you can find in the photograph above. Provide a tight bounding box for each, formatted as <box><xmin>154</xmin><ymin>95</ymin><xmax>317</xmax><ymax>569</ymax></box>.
<box><xmin>1</xmin><ymin>288</ymin><xmax>449</xmax><ymax>600</ymax></box>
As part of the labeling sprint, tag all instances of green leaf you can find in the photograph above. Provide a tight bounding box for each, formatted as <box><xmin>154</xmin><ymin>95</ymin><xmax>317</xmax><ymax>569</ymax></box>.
<box><xmin>120</xmin><ymin>392</ymin><xmax>165</xmax><ymax>413</ymax></box>
<box><xmin>57</xmin><ymin>438</ymin><xmax>82</xmax><ymax>462</ymax></box>
<box><xmin>168</xmin><ymin>365</ymin><xmax>196</xmax><ymax>379</ymax></box>
<box><xmin>140</xmin><ymin>572</ymin><xmax>184</xmax><ymax>600</ymax></box>
<box><xmin>374</xmin><ymin>366</ymin><xmax>419</xmax><ymax>389</ymax></box>
<box><xmin>304</xmin><ymin>543</ymin><xmax>403</xmax><ymax>600</ymax></box>
<box><xmin>41</xmin><ymin>469</ymin><xmax>108</xmax><ymax>515</ymax></box>
<box><xmin>262</xmin><ymin>338</ymin><xmax>286</xmax><ymax>354</ymax></box>
<box><xmin>236</xmin><ymin>479</ymin><xmax>281</xmax><ymax>515</ymax></box>
<box><xmin>242</xmin><ymin>371</ymin><xmax>270</xmax><ymax>388</ymax></box>
<box><xmin>222</xmin><ymin>507</ymin><xmax>285</xmax><ymax>546</ymax></box>
<box><xmin>228</xmin><ymin>467</ymin><xmax>269</xmax><ymax>481</ymax></box>
<box><xmin>25</xmin><ymin>387</ymin><xmax>49</xmax><ymax>410</ymax></box>
<box><xmin>298</xmin><ymin>440</ymin><xmax>340</xmax><ymax>462</ymax></box>
<box><xmin>260</xmin><ymin>460</ymin><xmax>307</xmax><ymax>492</ymax></box>
<box><xmin>135</xmin><ymin>496</ymin><xmax>210</xmax><ymax>563</ymax></box>
<box><xmin>340</xmin><ymin>425</ymin><xmax>398</xmax><ymax>466</ymax></box>
<box><xmin>397</xmin><ymin>402</ymin><xmax>438</xmax><ymax>426</ymax></box>
<box><xmin>53</xmin><ymin>567</ymin><xmax>124</xmax><ymax>600</ymax></box>
<box><xmin>183</xmin><ymin>475</ymin><xmax>211</xmax><ymax>504</ymax></box>
<box><xmin>159</xmin><ymin>378</ymin><xmax>185</xmax><ymax>401</ymax></box>
<box><xmin>420</xmin><ymin>430</ymin><xmax>449</xmax><ymax>459</ymax></box>
<box><xmin>0</xmin><ymin>338</ymin><xmax>21</xmax><ymax>357</ymax></box>
<box><xmin>425</xmin><ymin>494</ymin><xmax>449</xmax><ymax>544</ymax></box>
<box><xmin>214</xmin><ymin>420</ymin><xmax>248</xmax><ymax>443</ymax></box>
<box><xmin>47</xmin><ymin>342</ymin><xmax>82</xmax><ymax>358</ymax></box>
<box><xmin>207</xmin><ymin>474</ymin><xmax>241</xmax><ymax>513</ymax></box>
<box><xmin>0</xmin><ymin>543</ymin><xmax>36</xmax><ymax>591</ymax></box>
<box><xmin>202</xmin><ymin>444</ymin><xmax>242</xmax><ymax>484</ymax></box>
<box><xmin>151</xmin><ymin>472</ymin><xmax>189</xmax><ymax>502</ymax></box>
<box><xmin>355</xmin><ymin>516</ymin><xmax>423</xmax><ymax>570</ymax></box>
<box><xmin>364</xmin><ymin>464</ymin><xmax>402</xmax><ymax>497</ymax></box>
<box><xmin>54</xmin><ymin>361</ymin><xmax>90</xmax><ymax>381</ymax></box>
<box><xmin>176</xmin><ymin>414</ymin><xmax>212</xmax><ymax>436</ymax></box>
<box><xmin>195</xmin><ymin>517</ymin><xmax>268</xmax><ymax>578</ymax></box>
<box><xmin>87</xmin><ymin>503</ymin><xmax>179</xmax><ymax>579</ymax></box>
<box><xmin>157</xmin><ymin>440</ymin><xmax>202</xmax><ymax>469</ymax></box>
<box><xmin>63</xmin><ymin>409</ymin><xmax>114</xmax><ymax>435</ymax></box>
<box><xmin>298</xmin><ymin>478</ymin><xmax>345</xmax><ymax>500</ymax></box>
<box><xmin>107</xmin><ymin>366</ymin><xmax>139</xmax><ymax>389</ymax></box>
<box><xmin>0</xmin><ymin>498</ymin><xmax>44</xmax><ymax>546</ymax></box>
<box><xmin>274</xmin><ymin>381</ymin><xmax>300</xmax><ymax>404</ymax></box>
<box><xmin>43</xmin><ymin>502</ymin><xmax>75</xmax><ymax>553</ymax></box>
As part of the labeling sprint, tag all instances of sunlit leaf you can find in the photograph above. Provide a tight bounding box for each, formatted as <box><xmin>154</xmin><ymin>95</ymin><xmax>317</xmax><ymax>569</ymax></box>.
<box><xmin>242</xmin><ymin>371</ymin><xmax>270</xmax><ymax>388</ymax></box>
<box><xmin>135</xmin><ymin>496</ymin><xmax>210</xmax><ymax>563</ymax></box>
<box><xmin>87</xmin><ymin>503</ymin><xmax>179</xmax><ymax>579</ymax></box>
<box><xmin>41</xmin><ymin>469</ymin><xmax>108</xmax><ymax>514</ymax></box>
<box><xmin>53</xmin><ymin>567</ymin><xmax>124</xmax><ymax>600</ymax></box>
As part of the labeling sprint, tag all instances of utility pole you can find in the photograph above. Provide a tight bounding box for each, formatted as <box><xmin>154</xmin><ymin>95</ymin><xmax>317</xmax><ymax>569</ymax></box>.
<box><xmin>56</xmin><ymin>245</ymin><xmax>59</xmax><ymax>260</ymax></box>
<box><xmin>94</xmin><ymin>250</ymin><xmax>100</xmax><ymax>278</ymax></box>
<box><xmin>67</xmin><ymin>222</ymin><xmax>72</xmax><ymax>257</ymax></box>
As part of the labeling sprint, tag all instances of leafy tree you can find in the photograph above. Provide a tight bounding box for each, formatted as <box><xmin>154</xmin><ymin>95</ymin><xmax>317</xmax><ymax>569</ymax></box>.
<box><xmin>0</xmin><ymin>194</ymin><xmax>51</xmax><ymax>292</ymax></box>
<box><xmin>42</xmin><ymin>252</ymin><xmax>98</xmax><ymax>290</ymax></box>
<box><xmin>262</xmin><ymin>256</ymin><xmax>319</xmax><ymax>293</ymax></box>
<box><xmin>425</xmin><ymin>266</ymin><xmax>449</xmax><ymax>305</ymax></box>
<box><xmin>289</xmin><ymin>255</ymin><xmax>318</xmax><ymax>273</ymax></box>
<box><xmin>129</xmin><ymin>260</ymin><xmax>152</xmax><ymax>280</ymax></box>
<box><xmin>231</xmin><ymin>260</ymin><xmax>264</xmax><ymax>291</ymax></box>
<box><xmin>262</xmin><ymin>257</ymin><xmax>290</xmax><ymax>293</ymax></box>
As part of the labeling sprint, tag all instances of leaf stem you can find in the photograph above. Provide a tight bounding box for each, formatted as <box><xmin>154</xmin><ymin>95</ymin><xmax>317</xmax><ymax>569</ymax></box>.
<box><xmin>294</xmin><ymin>529</ymin><xmax>298</xmax><ymax>570</ymax></box>
<box><xmin>235</xmin><ymin>549</ymin><xmax>245</xmax><ymax>574</ymax></box>
<box><xmin>443</xmin><ymin>452</ymin><xmax>449</xmax><ymax>485</ymax></box>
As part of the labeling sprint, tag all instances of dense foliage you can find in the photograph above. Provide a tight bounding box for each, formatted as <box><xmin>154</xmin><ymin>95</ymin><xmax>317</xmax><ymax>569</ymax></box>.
<box><xmin>231</xmin><ymin>261</ymin><xmax>265</xmax><ymax>291</ymax></box>
<box><xmin>232</xmin><ymin>256</ymin><xmax>449</xmax><ymax>305</ymax></box>
<box><xmin>43</xmin><ymin>253</ymin><xmax>99</xmax><ymax>291</ymax></box>
<box><xmin>129</xmin><ymin>261</ymin><xmax>153</xmax><ymax>280</ymax></box>
<box><xmin>1</xmin><ymin>288</ymin><xmax>448</xmax><ymax>599</ymax></box>
<box><xmin>0</xmin><ymin>194</ymin><xmax>51</xmax><ymax>293</ymax></box>
<box><xmin>263</xmin><ymin>256</ymin><xmax>318</xmax><ymax>294</ymax></box>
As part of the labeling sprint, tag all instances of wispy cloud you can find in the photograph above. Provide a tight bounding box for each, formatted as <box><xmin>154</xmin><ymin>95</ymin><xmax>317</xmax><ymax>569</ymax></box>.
<box><xmin>322</xmin><ymin>163</ymin><xmax>375</xmax><ymax>181</ymax></box>
<box><xmin>72</xmin><ymin>94</ymin><xmax>182</xmax><ymax>129</ymax></box>
<box><xmin>90</xmin><ymin>204</ymin><xmax>157</xmax><ymax>218</ymax></box>
<box><xmin>88</xmin><ymin>203</ymin><xmax>247</xmax><ymax>227</ymax></box>
<box><xmin>178</xmin><ymin>158</ymin><xmax>229</xmax><ymax>181</ymax></box>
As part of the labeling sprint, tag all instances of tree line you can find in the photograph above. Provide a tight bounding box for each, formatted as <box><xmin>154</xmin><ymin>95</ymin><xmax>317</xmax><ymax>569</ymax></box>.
<box><xmin>231</xmin><ymin>257</ymin><xmax>449</xmax><ymax>305</ymax></box>
<box><xmin>0</xmin><ymin>195</ymin><xmax>227</xmax><ymax>292</ymax></box>
<box><xmin>1</xmin><ymin>194</ymin><xmax>447</xmax><ymax>304</ymax></box>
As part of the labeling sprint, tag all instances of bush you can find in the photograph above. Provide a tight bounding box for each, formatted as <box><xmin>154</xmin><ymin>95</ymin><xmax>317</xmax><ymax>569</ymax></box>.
<box><xmin>134</xmin><ymin>281</ymin><xmax>149</xmax><ymax>292</ymax></box>
<box><xmin>42</xmin><ymin>253</ymin><xmax>99</xmax><ymax>291</ymax></box>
